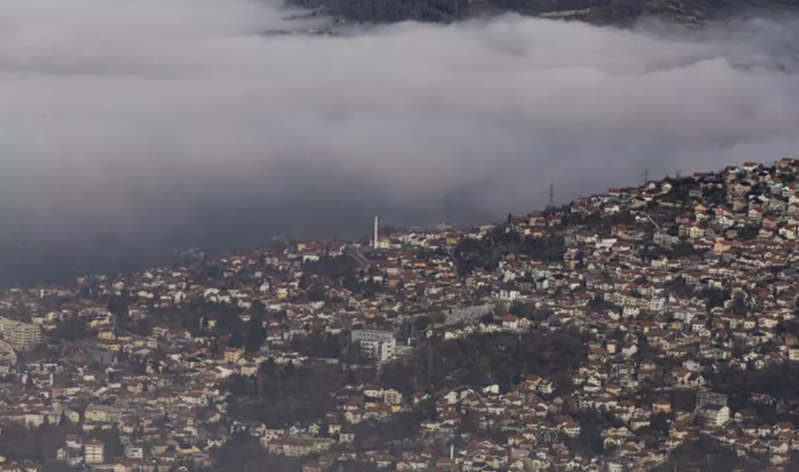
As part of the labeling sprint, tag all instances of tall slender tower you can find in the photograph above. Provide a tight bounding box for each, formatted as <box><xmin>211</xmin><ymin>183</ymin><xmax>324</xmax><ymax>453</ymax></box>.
<box><xmin>548</xmin><ymin>182</ymin><xmax>555</xmax><ymax>208</ymax></box>
<box><xmin>373</xmin><ymin>216</ymin><xmax>379</xmax><ymax>249</ymax></box>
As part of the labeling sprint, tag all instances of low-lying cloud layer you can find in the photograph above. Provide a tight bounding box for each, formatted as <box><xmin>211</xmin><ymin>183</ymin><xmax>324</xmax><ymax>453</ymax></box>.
<box><xmin>2</xmin><ymin>0</ymin><xmax>799</xmax><ymax>280</ymax></box>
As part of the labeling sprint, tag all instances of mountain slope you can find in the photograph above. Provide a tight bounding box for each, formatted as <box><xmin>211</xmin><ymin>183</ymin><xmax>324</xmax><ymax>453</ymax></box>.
<box><xmin>290</xmin><ymin>0</ymin><xmax>799</xmax><ymax>25</ymax></box>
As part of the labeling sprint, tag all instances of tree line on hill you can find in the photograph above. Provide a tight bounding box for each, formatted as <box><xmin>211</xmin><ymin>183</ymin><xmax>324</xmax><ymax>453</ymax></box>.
<box><xmin>380</xmin><ymin>327</ymin><xmax>593</xmax><ymax>395</ymax></box>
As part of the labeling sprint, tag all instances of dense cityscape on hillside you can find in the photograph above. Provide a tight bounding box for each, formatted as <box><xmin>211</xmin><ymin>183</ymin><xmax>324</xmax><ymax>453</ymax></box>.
<box><xmin>2</xmin><ymin>159</ymin><xmax>799</xmax><ymax>472</ymax></box>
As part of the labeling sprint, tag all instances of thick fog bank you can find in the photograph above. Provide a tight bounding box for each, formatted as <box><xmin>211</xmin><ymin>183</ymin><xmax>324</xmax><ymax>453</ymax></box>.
<box><xmin>1</xmin><ymin>0</ymin><xmax>799</xmax><ymax>284</ymax></box>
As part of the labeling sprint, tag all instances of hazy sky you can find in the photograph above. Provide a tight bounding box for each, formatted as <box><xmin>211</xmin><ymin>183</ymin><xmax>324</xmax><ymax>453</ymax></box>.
<box><xmin>2</xmin><ymin>0</ymin><xmax>799</xmax><ymax>259</ymax></box>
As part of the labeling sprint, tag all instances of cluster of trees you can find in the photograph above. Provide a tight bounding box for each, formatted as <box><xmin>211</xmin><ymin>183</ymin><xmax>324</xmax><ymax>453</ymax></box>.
<box><xmin>707</xmin><ymin>363</ymin><xmax>799</xmax><ymax>411</ymax></box>
<box><xmin>736</xmin><ymin>225</ymin><xmax>762</xmax><ymax>240</ymax></box>
<box><xmin>52</xmin><ymin>313</ymin><xmax>94</xmax><ymax>341</ymax></box>
<box><xmin>380</xmin><ymin>328</ymin><xmax>592</xmax><ymax>395</ymax></box>
<box><xmin>115</xmin><ymin>301</ymin><xmax>269</xmax><ymax>353</ymax></box>
<box><xmin>508</xmin><ymin>301</ymin><xmax>553</xmax><ymax>321</ymax></box>
<box><xmin>289</xmin><ymin>331</ymin><xmax>347</xmax><ymax>359</ymax></box>
<box><xmin>701</xmin><ymin>288</ymin><xmax>731</xmax><ymax>310</ymax></box>
<box><xmin>89</xmin><ymin>426</ymin><xmax>125</xmax><ymax>459</ymax></box>
<box><xmin>302</xmin><ymin>255</ymin><xmax>358</xmax><ymax>279</ymax></box>
<box><xmin>481</xmin><ymin>302</ymin><xmax>551</xmax><ymax>325</ymax></box>
<box><xmin>454</xmin><ymin>227</ymin><xmax>565</xmax><ymax>276</ymax></box>
<box><xmin>352</xmin><ymin>404</ymin><xmax>434</xmax><ymax>450</ymax></box>
<box><xmin>777</xmin><ymin>320</ymin><xmax>799</xmax><ymax>336</ymax></box>
<box><xmin>213</xmin><ymin>436</ymin><xmax>303</xmax><ymax>472</ymax></box>
<box><xmin>654</xmin><ymin>436</ymin><xmax>759</xmax><ymax>472</ymax></box>
<box><xmin>214</xmin><ymin>435</ymin><xmax>388</xmax><ymax>472</ymax></box>
<box><xmin>227</xmin><ymin>315</ymin><xmax>267</xmax><ymax>353</ymax></box>
<box><xmin>0</xmin><ymin>421</ymin><xmax>80</xmax><ymax>465</ymax></box>
<box><xmin>226</xmin><ymin>360</ymin><xmax>356</xmax><ymax>427</ymax></box>
<box><xmin>341</xmin><ymin>267</ymin><xmax>388</xmax><ymax>298</ymax></box>
<box><xmin>518</xmin><ymin>235</ymin><xmax>566</xmax><ymax>262</ymax></box>
<box><xmin>409</xmin><ymin>311</ymin><xmax>448</xmax><ymax>331</ymax></box>
<box><xmin>645</xmin><ymin>241</ymin><xmax>707</xmax><ymax>261</ymax></box>
<box><xmin>561</xmin><ymin>408</ymin><xmax>624</xmax><ymax>456</ymax></box>
<box><xmin>560</xmin><ymin>209</ymin><xmax>636</xmax><ymax>230</ymax></box>
<box><xmin>659</xmin><ymin>177</ymin><xmax>700</xmax><ymax>203</ymax></box>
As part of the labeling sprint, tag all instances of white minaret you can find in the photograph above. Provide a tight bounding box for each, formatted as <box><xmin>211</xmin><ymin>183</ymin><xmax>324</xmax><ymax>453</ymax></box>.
<box><xmin>373</xmin><ymin>216</ymin><xmax>379</xmax><ymax>248</ymax></box>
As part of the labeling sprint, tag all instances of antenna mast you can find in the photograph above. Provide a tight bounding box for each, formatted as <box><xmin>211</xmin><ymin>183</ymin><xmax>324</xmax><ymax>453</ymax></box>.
<box><xmin>548</xmin><ymin>182</ymin><xmax>555</xmax><ymax>209</ymax></box>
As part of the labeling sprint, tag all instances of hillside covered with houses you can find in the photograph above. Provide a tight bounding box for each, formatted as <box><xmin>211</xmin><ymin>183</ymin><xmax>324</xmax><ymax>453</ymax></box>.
<box><xmin>2</xmin><ymin>159</ymin><xmax>799</xmax><ymax>472</ymax></box>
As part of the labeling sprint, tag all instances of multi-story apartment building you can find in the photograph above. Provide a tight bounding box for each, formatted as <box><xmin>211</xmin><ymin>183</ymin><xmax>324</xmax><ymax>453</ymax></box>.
<box><xmin>84</xmin><ymin>440</ymin><xmax>105</xmax><ymax>464</ymax></box>
<box><xmin>0</xmin><ymin>318</ymin><xmax>42</xmax><ymax>351</ymax></box>
<box><xmin>351</xmin><ymin>329</ymin><xmax>396</xmax><ymax>362</ymax></box>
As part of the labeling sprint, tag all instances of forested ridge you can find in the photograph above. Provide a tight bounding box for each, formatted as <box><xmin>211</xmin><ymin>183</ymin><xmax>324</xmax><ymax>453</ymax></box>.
<box><xmin>289</xmin><ymin>0</ymin><xmax>799</xmax><ymax>25</ymax></box>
